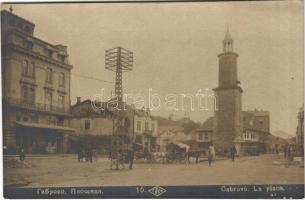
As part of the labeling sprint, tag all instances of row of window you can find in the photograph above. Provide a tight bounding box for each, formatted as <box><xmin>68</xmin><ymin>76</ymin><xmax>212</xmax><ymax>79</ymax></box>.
<box><xmin>198</xmin><ymin>133</ymin><xmax>209</xmax><ymax>140</ymax></box>
<box><xmin>46</xmin><ymin>67</ymin><xmax>65</xmax><ymax>87</ymax></box>
<box><xmin>45</xmin><ymin>90</ymin><xmax>65</xmax><ymax>108</ymax></box>
<box><xmin>23</xmin><ymin>59</ymin><xmax>66</xmax><ymax>87</ymax></box>
<box><xmin>244</xmin><ymin>132</ymin><xmax>257</xmax><ymax>140</ymax></box>
<box><xmin>21</xmin><ymin>84</ymin><xmax>65</xmax><ymax>109</ymax></box>
<box><xmin>136</xmin><ymin>120</ymin><xmax>155</xmax><ymax>132</ymax></box>
<box><xmin>22</xmin><ymin>39</ymin><xmax>66</xmax><ymax>63</ymax></box>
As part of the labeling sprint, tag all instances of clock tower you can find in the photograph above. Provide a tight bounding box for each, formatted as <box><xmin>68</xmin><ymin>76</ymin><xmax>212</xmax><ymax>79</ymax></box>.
<box><xmin>213</xmin><ymin>29</ymin><xmax>243</xmax><ymax>153</ymax></box>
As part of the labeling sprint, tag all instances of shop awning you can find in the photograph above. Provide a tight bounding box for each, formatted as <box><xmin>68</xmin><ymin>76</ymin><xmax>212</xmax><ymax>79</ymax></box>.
<box><xmin>15</xmin><ymin>121</ymin><xmax>75</xmax><ymax>132</ymax></box>
<box><xmin>172</xmin><ymin>142</ymin><xmax>190</xmax><ymax>151</ymax></box>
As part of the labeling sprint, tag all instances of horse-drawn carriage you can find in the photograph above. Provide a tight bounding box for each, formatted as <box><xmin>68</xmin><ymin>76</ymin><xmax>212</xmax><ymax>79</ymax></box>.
<box><xmin>166</xmin><ymin>142</ymin><xmax>207</xmax><ymax>164</ymax></box>
<box><xmin>132</xmin><ymin>141</ymin><xmax>208</xmax><ymax>164</ymax></box>
<box><xmin>134</xmin><ymin>143</ymin><xmax>155</xmax><ymax>162</ymax></box>
<box><xmin>166</xmin><ymin>142</ymin><xmax>189</xmax><ymax>163</ymax></box>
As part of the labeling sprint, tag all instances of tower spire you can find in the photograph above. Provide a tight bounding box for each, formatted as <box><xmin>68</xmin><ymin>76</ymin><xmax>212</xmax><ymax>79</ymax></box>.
<box><xmin>223</xmin><ymin>27</ymin><xmax>234</xmax><ymax>53</ymax></box>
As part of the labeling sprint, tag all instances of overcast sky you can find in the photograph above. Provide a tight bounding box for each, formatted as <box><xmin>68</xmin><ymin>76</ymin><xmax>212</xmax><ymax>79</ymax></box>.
<box><xmin>2</xmin><ymin>1</ymin><xmax>303</xmax><ymax>137</ymax></box>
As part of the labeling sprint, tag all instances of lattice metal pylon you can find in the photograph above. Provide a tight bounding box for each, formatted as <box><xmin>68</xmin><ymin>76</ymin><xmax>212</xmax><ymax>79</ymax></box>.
<box><xmin>105</xmin><ymin>47</ymin><xmax>133</xmax><ymax>170</ymax></box>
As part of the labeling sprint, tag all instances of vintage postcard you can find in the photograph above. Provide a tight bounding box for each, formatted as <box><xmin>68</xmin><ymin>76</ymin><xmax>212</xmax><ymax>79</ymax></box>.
<box><xmin>1</xmin><ymin>1</ymin><xmax>304</xmax><ymax>198</ymax></box>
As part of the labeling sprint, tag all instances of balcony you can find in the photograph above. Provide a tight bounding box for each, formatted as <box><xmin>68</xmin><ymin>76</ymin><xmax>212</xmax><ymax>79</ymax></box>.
<box><xmin>3</xmin><ymin>97</ymin><xmax>71</xmax><ymax>116</ymax></box>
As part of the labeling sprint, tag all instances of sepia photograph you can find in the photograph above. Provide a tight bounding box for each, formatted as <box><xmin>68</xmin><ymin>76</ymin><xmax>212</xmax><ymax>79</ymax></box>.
<box><xmin>1</xmin><ymin>1</ymin><xmax>304</xmax><ymax>198</ymax></box>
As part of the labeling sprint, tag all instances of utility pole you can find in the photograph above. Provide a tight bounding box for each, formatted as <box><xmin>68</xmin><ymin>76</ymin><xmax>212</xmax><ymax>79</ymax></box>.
<box><xmin>105</xmin><ymin>47</ymin><xmax>133</xmax><ymax>170</ymax></box>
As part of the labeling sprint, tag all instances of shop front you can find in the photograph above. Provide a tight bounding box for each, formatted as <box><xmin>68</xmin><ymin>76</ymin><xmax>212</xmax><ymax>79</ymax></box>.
<box><xmin>15</xmin><ymin>121</ymin><xmax>74</xmax><ymax>153</ymax></box>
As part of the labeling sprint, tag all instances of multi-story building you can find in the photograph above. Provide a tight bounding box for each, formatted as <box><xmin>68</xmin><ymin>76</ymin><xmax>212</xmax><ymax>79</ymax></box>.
<box><xmin>237</xmin><ymin>110</ymin><xmax>270</xmax><ymax>155</ymax></box>
<box><xmin>70</xmin><ymin>98</ymin><xmax>158</xmax><ymax>152</ymax></box>
<box><xmin>70</xmin><ymin>98</ymin><xmax>134</xmax><ymax>137</ymax></box>
<box><xmin>193</xmin><ymin>117</ymin><xmax>213</xmax><ymax>148</ymax></box>
<box><xmin>70</xmin><ymin>98</ymin><xmax>115</xmax><ymax>137</ymax></box>
<box><xmin>243</xmin><ymin>110</ymin><xmax>270</xmax><ymax>132</ymax></box>
<box><xmin>134</xmin><ymin>108</ymin><xmax>158</xmax><ymax>152</ymax></box>
<box><xmin>2</xmin><ymin>10</ymin><xmax>74</xmax><ymax>153</ymax></box>
<box><xmin>296</xmin><ymin>106</ymin><xmax>304</xmax><ymax>152</ymax></box>
<box><xmin>197</xmin><ymin>110</ymin><xmax>270</xmax><ymax>155</ymax></box>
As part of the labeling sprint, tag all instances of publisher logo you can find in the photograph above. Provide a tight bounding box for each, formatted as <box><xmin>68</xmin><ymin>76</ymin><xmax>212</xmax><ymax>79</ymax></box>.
<box><xmin>148</xmin><ymin>186</ymin><xmax>166</xmax><ymax>197</ymax></box>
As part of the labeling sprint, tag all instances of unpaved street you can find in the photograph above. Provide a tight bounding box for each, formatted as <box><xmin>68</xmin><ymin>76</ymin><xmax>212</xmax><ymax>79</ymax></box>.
<box><xmin>4</xmin><ymin>154</ymin><xmax>303</xmax><ymax>187</ymax></box>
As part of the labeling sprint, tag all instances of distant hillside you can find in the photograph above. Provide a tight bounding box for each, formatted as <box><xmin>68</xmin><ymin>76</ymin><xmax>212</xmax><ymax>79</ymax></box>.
<box><xmin>272</xmin><ymin>130</ymin><xmax>295</xmax><ymax>139</ymax></box>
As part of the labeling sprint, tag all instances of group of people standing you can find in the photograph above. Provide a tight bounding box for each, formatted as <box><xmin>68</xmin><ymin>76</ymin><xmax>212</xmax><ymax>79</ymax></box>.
<box><xmin>78</xmin><ymin>148</ymin><xmax>95</xmax><ymax>163</ymax></box>
<box><xmin>110</xmin><ymin>143</ymin><xmax>135</xmax><ymax>170</ymax></box>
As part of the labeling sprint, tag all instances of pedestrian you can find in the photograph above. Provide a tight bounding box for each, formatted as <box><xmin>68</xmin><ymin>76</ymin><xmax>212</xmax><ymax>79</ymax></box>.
<box><xmin>209</xmin><ymin>143</ymin><xmax>216</xmax><ymax>162</ymax></box>
<box><xmin>78</xmin><ymin>148</ymin><xmax>82</xmax><ymax>162</ymax></box>
<box><xmin>287</xmin><ymin>146</ymin><xmax>291</xmax><ymax>161</ymax></box>
<box><xmin>128</xmin><ymin>144</ymin><xmax>135</xmax><ymax>170</ymax></box>
<box><xmin>19</xmin><ymin>147</ymin><xmax>25</xmax><ymax>162</ymax></box>
<box><xmin>230</xmin><ymin>145</ymin><xmax>237</xmax><ymax>162</ymax></box>
<box><xmin>275</xmin><ymin>145</ymin><xmax>279</xmax><ymax>154</ymax></box>
<box><xmin>87</xmin><ymin>148</ymin><xmax>93</xmax><ymax>163</ymax></box>
<box><xmin>118</xmin><ymin>149</ymin><xmax>125</xmax><ymax>169</ymax></box>
<box><xmin>92</xmin><ymin>149</ymin><xmax>98</xmax><ymax>162</ymax></box>
<box><xmin>283</xmin><ymin>145</ymin><xmax>287</xmax><ymax>158</ymax></box>
<box><xmin>208</xmin><ymin>149</ymin><xmax>212</xmax><ymax>166</ymax></box>
<box><xmin>143</xmin><ymin>146</ymin><xmax>149</xmax><ymax>161</ymax></box>
<box><xmin>82</xmin><ymin>149</ymin><xmax>86</xmax><ymax>162</ymax></box>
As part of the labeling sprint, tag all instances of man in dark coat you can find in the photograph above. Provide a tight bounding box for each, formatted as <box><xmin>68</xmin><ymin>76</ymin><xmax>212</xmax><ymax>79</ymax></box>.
<box><xmin>128</xmin><ymin>144</ymin><xmax>135</xmax><ymax>169</ymax></box>
<box><xmin>230</xmin><ymin>145</ymin><xmax>237</xmax><ymax>162</ymax></box>
<box><xmin>78</xmin><ymin>148</ymin><xmax>83</xmax><ymax>162</ymax></box>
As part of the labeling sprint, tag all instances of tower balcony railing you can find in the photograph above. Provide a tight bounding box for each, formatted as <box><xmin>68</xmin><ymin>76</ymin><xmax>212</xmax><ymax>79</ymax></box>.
<box><xmin>3</xmin><ymin>96</ymin><xmax>70</xmax><ymax>115</ymax></box>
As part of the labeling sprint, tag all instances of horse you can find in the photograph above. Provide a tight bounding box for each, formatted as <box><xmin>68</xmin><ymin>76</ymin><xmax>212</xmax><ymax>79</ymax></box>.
<box><xmin>185</xmin><ymin>150</ymin><xmax>205</xmax><ymax>164</ymax></box>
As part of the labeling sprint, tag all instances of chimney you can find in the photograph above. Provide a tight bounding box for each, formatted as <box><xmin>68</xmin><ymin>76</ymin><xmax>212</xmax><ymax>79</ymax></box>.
<box><xmin>76</xmin><ymin>97</ymin><xmax>81</xmax><ymax>104</ymax></box>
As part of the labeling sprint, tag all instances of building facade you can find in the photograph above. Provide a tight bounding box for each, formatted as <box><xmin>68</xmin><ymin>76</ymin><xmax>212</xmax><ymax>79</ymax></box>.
<box><xmin>296</xmin><ymin>106</ymin><xmax>304</xmax><ymax>152</ymax></box>
<box><xmin>2</xmin><ymin>10</ymin><xmax>74</xmax><ymax>153</ymax></box>
<box><xmin>70</xmin><ymin>99</ymin><xmax>134</xmax><ymax>138</ymax></box>
<box><xmin>70</xmin><ymin>99</ymin><xmax>158</xmax><ymax>152</ymax></box>
<box><xmin>235</xmin><ymin>110</ymin><xmax>270</xmax><ymax>155</ymax></box>
<box><xmin>192</xmin><ymin>117</ymin><xmax>213</xmax><ymax>149</ymax></box>
<box><xmin>213</xmin><ymin>29</ymin><xmax>243</xmax><ymax>153</ymax></box>
<box><xmin>70</xmin><ymin>99</ymin><xmax>114</xmax><ymax>136</ymax></box>
<box><xmin>199</xmin><ymin>110</ymin><xmax>270</xmax><ymax>155</ymax></box>
<box><xmin>134</xmin><ymin>108</ymin><xmax>158</xmax><ymax>152</ymax></box>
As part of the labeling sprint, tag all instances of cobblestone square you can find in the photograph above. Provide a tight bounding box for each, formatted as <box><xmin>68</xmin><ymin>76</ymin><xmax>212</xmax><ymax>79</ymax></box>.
<box><xmin>4</xmin><ymin>154</ymin><xmax>303</xmax><ymax>187</ymax></box>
